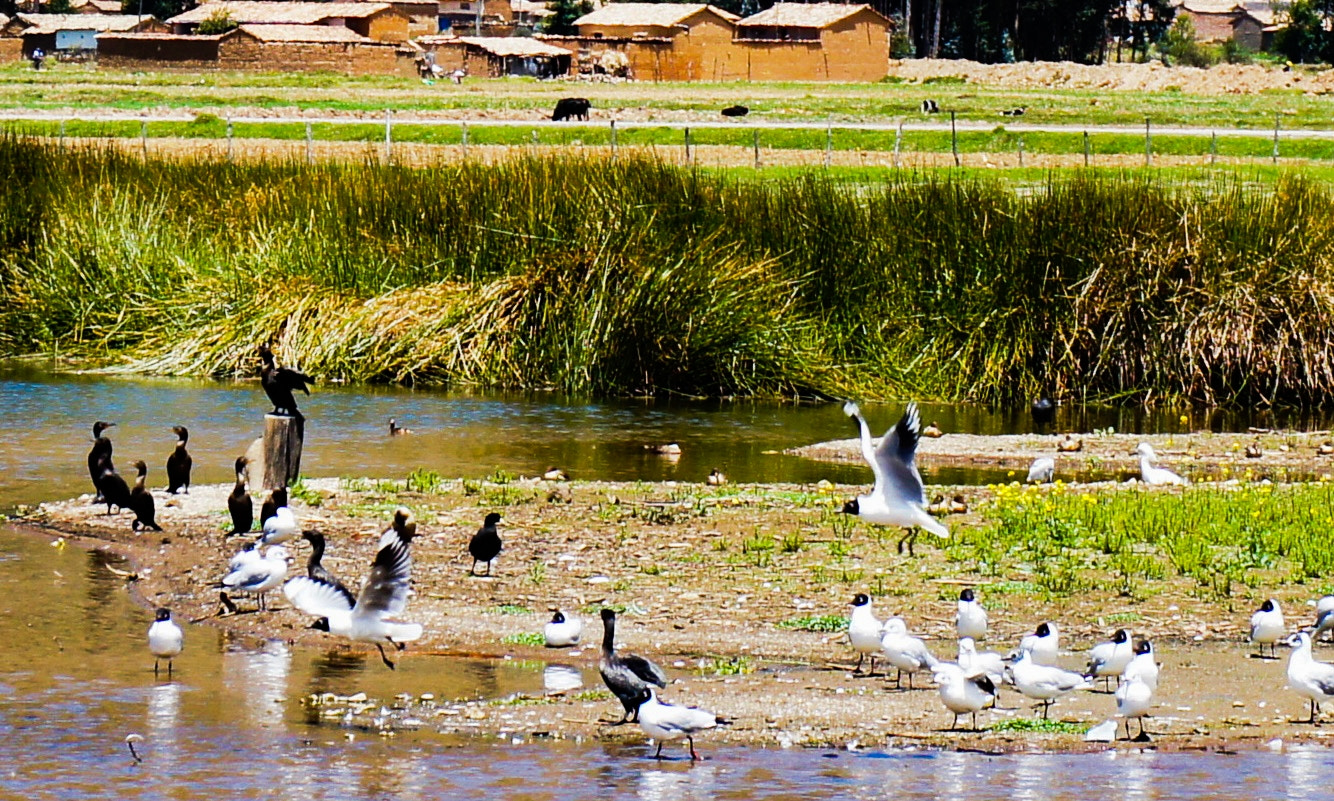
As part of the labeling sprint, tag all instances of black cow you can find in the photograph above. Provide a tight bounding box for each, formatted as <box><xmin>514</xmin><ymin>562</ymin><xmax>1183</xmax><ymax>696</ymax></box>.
<box><xmin>552</xmin><ymin>98</ymin><xmax>591</xmax><ymax>122</ymax></box>
<box><xmin>721</xmin><ymin>105</ymin><xmax>749</xmax><ymax>117</ymax></box>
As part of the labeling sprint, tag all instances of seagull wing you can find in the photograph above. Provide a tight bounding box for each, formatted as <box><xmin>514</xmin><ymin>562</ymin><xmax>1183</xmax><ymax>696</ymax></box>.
<box><xmin>285</xmin><ymin>576</ymin><xmax>356</xmax><ymax>617</ymax></box>
<box><xmin>352</xmin><ymin>531</ymin><xmax>413</xmax><ymax>620</ymax></box>
<box><xmin>844</xmin><ymin>402</ymin><xmax>884</xmax><ymax>490</ymax></box>
<box><xmin>874</xmin><ymin>403</ymin><xmax>928</xmax><ymax>507</ymax></box>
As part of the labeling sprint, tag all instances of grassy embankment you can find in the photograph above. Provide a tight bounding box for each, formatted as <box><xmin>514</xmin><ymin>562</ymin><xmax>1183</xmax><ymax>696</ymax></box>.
<box><xmin>2</xmin><ymin>135</ymin><xmax>1334</xmax><ymax>405</ymax></box>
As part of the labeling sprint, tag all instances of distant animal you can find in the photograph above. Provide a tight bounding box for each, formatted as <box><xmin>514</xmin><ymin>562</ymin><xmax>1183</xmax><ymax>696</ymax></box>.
<box><xmin>1251</xmin><ymin>598</ymin><xmax>1286</xmax><ymax>659</ymax></box>
<box><xmin>1245</xmin><ymin>439</ymin><xmax>1263</xmax><ymax>459</ymax></box>
<box><xmin>1000</xmin><ymin>107</ymin><xmax>1027</xmax><ymax>117</ymax></box>
<box><xmin>921</xmin><ymin>99</ymin><xmax>939</xmax><ymax>114</ymax></box>
<box><xmin>599</xmin><ymin>608</ymin><xmax>667</xmax><ymax>724</ymax></box>
<box><xmin>469</xmin><ymin>512</ymin><xmax>503</xmax><ymax>576</ymax></box>
<box><xmin>222</xmin><ymin>545</ymin><xmax>289</xmax><ymax>611</ymax></box>
<box><xmin>1320</xmin><ymin>441</ymin><xmax>1334</xmax><ymax>456</ymax></box>
<box><xmin>542</xmin><ymin>466</ymin><xmax>568</xmax><ymax>481</ymax></box>
<box><xmin>1136</xmin><ymin>443</ymin><xmax>1187</xmax><ymax>486</ymax></box>
<box><xmin>1031</xmin><ymin>396</ymin><xmax>1055</xmax><ymax>430</ymax></box>
<box><xmin>258</xmin><ymin>343</ymin><xmax>313</xmax><ymax>418</ymax></box>
<box><xmin>544</xmin><ymin>610</ymin><xmax>583</xmax><ymax>647</ymax></box>
<box><xmin>707</xmin><ymin>468</ymin><xmax>727</xmax><ymax>486</ymax></box>
<box><xmin>96</xmin><ymin>461</ymin><xmax>132</xmax><ymax>516</ymax></box>
<box><xmin>1027</xmin><ymin>457</ymin><xmax>1055</xmax><ymax>484</ymax></box>
<box><xmin>389</xmin><ymin>418</ymin><xmax>413</xmax><ymax>436</ymax></box>
<box><xmin>260</xmin><ymin>487</ymin><xmax>287</xmax><ymax>530</ymax></box>
<box><xmin>721</xmin><ymin>105</ymin><xmax>749</xmax><ymax>117</ymax></box>
<box><xmin>129</xmin><ymin>461</ymin><xmax>162</xmax><ymax>532</ymax></box>
<box><xmin>451</xmin><ymin>68</ymin><xmax>466</xmax><ymax>84</ymax></box>
<box><xmin>1056</xmin><ymin>434</ymin><xmax>1083</xmax><ymax>453</ymax></box>
<box><xmin>949</xmin><ymin>494</ymin><xmax>968</xmax><ymax>514</ymax></box>
<box><xmin>551</xmin><ymin>97</ymin><xmax>591</xmax><ymax>122</ymax></box>
<box><xmin>922</xmin><ymin>422</ymin><xmax>944</xmax><ymax>438</ymax></box>
<box><xmin>299</xmin><ymin>530</ymin><xmax>355</xmax><ymax>606</ymax></box>
<box><xmin>147</xmin><ymin>608</ymin><xmax>183</xmax><ymax>677</ymax></box>
<box><xmin>636</xmin><ymin>688</ymin><xmax>727</xmax><ymax>760</ymax></box>
<box><xmin>166</xmin><ymin>425</ymin><xmax>192</xmax><ymax>494</ymax></box>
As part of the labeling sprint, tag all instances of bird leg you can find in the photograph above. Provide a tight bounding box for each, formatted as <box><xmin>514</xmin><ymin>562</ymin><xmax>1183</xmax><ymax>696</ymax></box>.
<box><xmin>1041</xmin><ymin>700</ymin><xmax>1052</xmax><ymax>720</ymax></box>
<box><xmin>654</xmin><ymin>741</ymin><xmax>664</xmax><ymax>759</ymax></box>
<box><xmin>154</xmin><ymin>658</ymin><xmax>160</xmax><ymax>677</ymax></box>
<box><xmin>867</xmin><ymin>654</ymin><xmax>877</xmax><ymax>677</ymax></box>
<box><xmin>376</xmin><ymin>643</ymin><xmax>397</xmax><ymax>670</ymax></box>
<box><xmin>950</xmin><ymin>713</ymin><xmax>959</xmax><ymax>731</ymax></box>
<box><xmin>688</xmin><ymin>735</ymin><xmax>700</xmax><ymax>761</ymax></box>
<box><xmin>853</xmin><ymin>652</ymin><xmax>864</xmax><ymax>674</ymax></box>
<box><xmin>971</xmin><ymin>712</ymin><xmax>979</xmax><ymax>732</ymax></box>
<box><xmin>896</xmin><ymin>528</ymin><xmax>917</xmax><ymax>556</ymax></box>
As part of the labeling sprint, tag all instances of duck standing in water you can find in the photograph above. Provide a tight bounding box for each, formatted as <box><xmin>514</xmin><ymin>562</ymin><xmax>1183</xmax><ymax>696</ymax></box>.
<box><xmin>599</xmin><ymin>608</ymin><xmax>667</xmax><ymax>724</ymax></box>
<box><xmin>87</xmin><ymin>421</ymin><xmax>116</xmax><ymax>502</ymax></box>
<box><xmin>165</xmin><ymin>425</ymin><xmax>192</xmax><ymax>494</ymax></box>
<box><xmin>129</xmin><ymin>461</ymin><xmax>162</xmax><ymax>531</ymax></box>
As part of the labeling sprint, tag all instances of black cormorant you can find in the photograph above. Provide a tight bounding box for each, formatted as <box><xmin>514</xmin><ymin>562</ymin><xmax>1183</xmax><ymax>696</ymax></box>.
<box><xmin>165</xmin><ymin>425</ymin><xmax>192</xmax><ymax>494</ymax></box>
<box><xmin>228</xmin><ymin>457</ymin><xmax>253</xmax><ymax>535</ymax></box>
<box><xmin>129</xmin><ymin>461</ymin><xmax>161</xmax><ymax>531</ymax></box>
<box><xmin>258</xmin><ymin>343</ymin><xmax>313</xmax><ymax>418</ymax></box>
<box><xmin>88</xmin><ymin>421</ymin><xmax>115</xmax><ymax>502</ymax></box>
<box><xmin>300</xmin><ymin>530</ymin><xmax>356</xmax><ymax>607</ymax></box>
<box><xmin>96</xmin><ymin>461</ymin><xmax>132</xmax><ymax>515</ymax></box>
<box><xmin>598</xmin><ymin>608</ymin><xmax>667</xmax><ymax>724</ymax></box>
<box><xmin>260</xmin><ymin>486</ymin><xmax>288</xmax><ymax>528</ymax></box>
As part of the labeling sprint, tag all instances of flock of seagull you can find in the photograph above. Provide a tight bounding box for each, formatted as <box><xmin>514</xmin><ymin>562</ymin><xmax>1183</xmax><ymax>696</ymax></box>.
<box><xmin>93</xmin><ymin>365</ymin><xmax>1334</xmax><ymax>756</ymax></box>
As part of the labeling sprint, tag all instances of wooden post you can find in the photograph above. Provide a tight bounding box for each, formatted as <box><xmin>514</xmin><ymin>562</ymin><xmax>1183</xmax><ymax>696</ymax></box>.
<box><xmin>305</xmin><ymin>121</ymin><xmax>313</xmax><ymax>165</ymax></box>
<box><xmin>1144</xmin><ymin>117</ymin><xmax>1151</xmax><ymax>167</ymax></box>
<box><xmin>684</xmin><ymin>126</ymin><xmax>691</xmax><ymax>163</ymax></box>
<box><xmin>753</xmin><ymin>129</ymin><xmax>760</xmax><ymax>169</ymax></box>
<box><xmin>824</xmin><ymin>124</ymin><xmax>832</xmax><ymax>168</ymax></box>
<box><xmin>893</xmin><ymin>119</ymin><xmax>903</xmax><ymax>168</ymax></box>
<box><xmin>610</xmin><ymin>119</ymin><xmax>616</xmax><ymax>157</ymax></box>
<box><xmin>1210</xmin><ymin>131</ymin><xmax>1217</xmax><ymax>165</ymax></box>
<box><xmin>383</xmin><ymin>109</ymin><xmax>392</xmax><ymax>165</ymax></box>
<box><xmin>461</xmin><ymin>121</ymin><xmax>469</xmax><ymax>159</ymax></box>
<box><xmin>226</xmin><ymin>115</ymin><xmax>233</xmax><ymax>161</ymax></box>
<box><xmin>1017</xmin><ymin>138</ymin><xmax>1024</xmax><ymax>168</ymax></box>
<box><xmin>58</xmin><ymin>119</ymin><xmax>65</xmax><ymax>139</ymax></box>
<box><xmin>262</xmin><ymin>414</ymin><xmax>304</xmax><ymax>491</ymax></box>
<box><xmin>141</xmin><ymin>118</ymin><xmax>148</xmax><ymax>159</ymax></box>
<box><xmin>950</xmin><ymin>110</ymin><xmax>959</xmax><ymax>167</ymax></box>
<box><xmin>1272</xmin><ymin>114</ymin><xmax>1280</xmax><ymax>164</ymax></box>
<box><xmin>1083</xmin><ymin>130</ymin><xmax>1090</xmax><ymax>167</ymax></box>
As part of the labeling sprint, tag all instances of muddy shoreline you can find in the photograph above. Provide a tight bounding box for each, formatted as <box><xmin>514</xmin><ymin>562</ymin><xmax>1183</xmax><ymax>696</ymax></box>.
<box><xmin>17</xmin><ymin>471</ymin><xmax>1334</xmax><ymax>755</ymax></box>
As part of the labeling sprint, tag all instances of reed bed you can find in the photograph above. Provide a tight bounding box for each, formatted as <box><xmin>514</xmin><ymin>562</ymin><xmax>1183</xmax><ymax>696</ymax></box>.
<box><xmin>2</xmin><ymin>134</ymin><xmax>1334</xmax><ymax>403</ymax></box>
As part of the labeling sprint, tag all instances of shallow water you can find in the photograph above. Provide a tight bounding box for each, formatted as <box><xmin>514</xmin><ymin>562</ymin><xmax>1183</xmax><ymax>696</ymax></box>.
<box><xmin>2</xmin><ymin>525</ymin><xmax>1332</xmax><ymax>800</ymax></box>
<box><xmin>1</xmin><ymin>366</ymin><xmax>1327</xmax><ymax>510</ymax></box>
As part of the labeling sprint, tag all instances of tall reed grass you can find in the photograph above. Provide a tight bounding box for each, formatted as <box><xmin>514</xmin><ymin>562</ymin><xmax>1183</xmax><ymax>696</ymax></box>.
<box><xmin>2</xmin><ymin>134</ymin><xmax>1333</xmax><ymax>403</ymax></box>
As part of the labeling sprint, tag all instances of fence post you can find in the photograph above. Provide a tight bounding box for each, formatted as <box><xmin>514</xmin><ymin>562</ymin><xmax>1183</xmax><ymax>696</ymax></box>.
<box><xmin>262</xmin><ymin>414</ymin><xmax>304</xmax><ymax>492</ymax></box>
<box><xmin>305</xmin><ymin>121</ymin><xmax>312</xmax><ymax>165</ymax></box>
<box><xmin>461</xmin><ymin>121</ymin><xmax>468</xmax><ymax>159</ymax></box>
<box><xmin>685</xmin><ymin>126</ymin><xmax>691</xmax><ymax>163</ymax></box>
<box><xmin>1144</xmin><ymin>117</ymin><xmax>1151</xmax><ymax>167</ymax></box>
<box><xmin>610</xmin><ymin>119</ymin><xmax>616</xmax><ymax>157</ymax></box>
<box><xmin>1017</xmin><ymin>138</ymin><xmax>1024</xmax><ymax>168</ymax></box>
<box><xmin>1083</xmin><ymin>130</ymin><xmax>1090</xmax><ymax>167</ymax></box>
<box><xmin>893</xmin><ymin>119</ymin><xmax>903</xmax><ymax>168</ymax></box>
<box><xmin>1210</xmin><ymin>131</ymin><xmax>1217</xmax><ymax>165</ymax></box>
<box><xmin>141</xmin><ymin>117</ymin><xmax>148</xmax><ymax>159</ymax></box>
<box><xmin>950</xmin><ymin>110</ymin><xmax>959</xmax><ymax>167</ymax></box>
<box><xmin>753</xmin><ymin>128</ymin><xmax>760</xmax><ymax>169</ymax></box>
<box><xmin>824</xmin><ymin>124</ymin><xmax>832</xmax><ymax>168</ymax></box>
<box><xmin>1272</xmin><ymin>114</ymin><xmax>1280</xmax><ymax>165</ymax></box>
<box><xmin>383</xmin><ymin>109</ymin><xmax>392</xmax><ymax>165</ymax></box>
<box><xmin>58</xmin><ymin>119</ymin><xmax>65</xmax><ymax>140</ymax></box>
<box><xmin>226</xmin><ymin>115</ymin><xmax>233</xmax><ymax>161</ymax></box>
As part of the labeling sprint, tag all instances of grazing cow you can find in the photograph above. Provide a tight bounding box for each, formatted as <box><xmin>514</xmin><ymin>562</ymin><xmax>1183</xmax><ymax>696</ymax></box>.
<box><xmin>921</xmin><ymin>99</ymin><xmax>939</xmax><ymax>114</ymax></box>
<box><xmin>552</xmin><ymin>97</ymin><xmax>591</xmax><ymax>122</ymax></box>
<box><xmin>721</xmin><ymin>105</ymin><xmax>749</xmax><ymax>117</ymax></box>
<box><xmin>1000</xmin><ymin>107</ymin><xmax>1027</xmax><ymax>117</ymax></box>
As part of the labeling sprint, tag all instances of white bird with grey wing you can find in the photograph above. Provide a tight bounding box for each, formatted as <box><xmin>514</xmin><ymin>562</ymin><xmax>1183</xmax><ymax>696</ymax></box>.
<box><xmin>283</xmin><ymin>508</ymin><xmax>422</xmax><ymax>669</ymax></box>
<box><xmin>636</xmin><ymin>688</ymin><xmax>728</xmax><ymax>761</ymax></box>
<box><xmin>840</xmin><ymin>401</ymin><xmax>948</xmax><ymax>556</ymax></box>
<box><xmin>1026</xmin><ymin>457</ymin><xmax>1055</xmax><ymax>484</ymax></box>
<box><xmin>880</xmin><ymin>617</ymin><xmax>938</xmax><ymax>690</ymax></box>
<box><xmin>1085</xmin><ymin>629</ymin><xmax>1133</xmax><ymax>690</ymax></box>
<box><xmin>1286</xmin><ymin>631</ymin><xmax>1334</xmax><ymax>723</ymax></box>
<box><xmin>1251</xmin><ymin>599</ymin><xmax>1286</xmax><ymax>659</ymax></box>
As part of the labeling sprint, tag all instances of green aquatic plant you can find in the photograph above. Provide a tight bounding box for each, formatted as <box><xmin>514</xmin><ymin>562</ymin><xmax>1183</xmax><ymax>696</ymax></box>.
<box><xmin>776</xmin><ymin>614</ymin><xmax>848</xmax><ymax>632</ymax></box>
<box><xmin>987</xmin><ymin>718</ymin><xmax>1087</xmax><ymax>734</ymax></box>
<box><xmin>500</xmin><ymin>632</ymin><xmax>546</xmax><ymax>646</ymax></box>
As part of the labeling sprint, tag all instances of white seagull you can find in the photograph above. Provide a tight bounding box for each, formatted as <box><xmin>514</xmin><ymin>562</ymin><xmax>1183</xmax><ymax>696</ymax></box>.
<box><xmin>284</xmin><ymin>508</ymin><xmax>422</xmax><ymax>669</ymax></box>
<box><xmin>636</xmin><ymin>688</ymin><xmax>726</xmax><ymax>760</ymax></box>
<box><xmin>221</xmin><ymin>545</ymin><xmax>289</xmax><ymax>611</ymax></box>
<box><xmin>148</xmin><ymin>608</ymin><xmax>183</xmax><ymax>677</ymax></box>
<box><xmin>259</xmin><ymin>505</ymin><xmax>299</xmax><ymax>546</ymax></box>
<box><xmin>880</xmin><ymin>617</ymin><xmax>939</xmax><ymax>690</ymax></box>
<box><xmin>932</xmin><ymin>662</ymin><xmax>997</xmax><ymax>731</ymax></box>
<box><xmin>1026</xmin><ymin>457</ymin><xmax>1055</xmax><ymax>484</ymax></box>
<box><xmin>1122</xmin><ymin>638</ymin><xmax>1160</xmax><ymax>692</ymax></box>
<box><xmin>1136</xmin><ymin>443</ymin><xmax>1187</xmax><ymax>486</ymax></box>
<box><xmin>1251</xmin><ymin>598</ymin><xmax>1286</xmax><ymax>659</ymax></box>
<box><xmin>544</xmin><ymin>610</ymin><xmax>583</xmax><ymax>647</ymax></box>
<box><xmin>958</xmin><ymin>637</ymin><xmax>1005</xmax><ymax>705</ymax></box>
<box><xmin>848</xmin><ymin>593</ymin><xmax>885</xmax><ymax>675</ymax></box>
<box><xmin>1019</xmin><ymin>622</ymin><xmax>1060</xmax><ymax>667</ymax></box>
<box><xmin>1085</xmin><ymin>629</ymin><xmax>1134</xmax><ymax>690</ymax></box>
<box><xmin>1286</xmin><ymin>631</ymin><xmax>1334</xmax><ymax>723</ymax></box>
<box><xmin>1115</xmin><ymin>673</ymin><xmax>1155</xmax><ymax>739</ymax></box>
<box><xmin>1007</xmin><ymin>649</ymin><xmax>1091</xmax><ymax>719</ymax></box>
<box><xmin>956</xmin><ymin>587</ymin><xmax>988</xmax><ymax>641</ymax></box>
<box><xmin>841</xmin><ymin>402</ymin><xmax>948</xmax><ymax>556</ymax></box>
<box><xmin>1313</xmin><ymin>595</ymin><xmax>1334</xmax><ymax>642</ymax></box>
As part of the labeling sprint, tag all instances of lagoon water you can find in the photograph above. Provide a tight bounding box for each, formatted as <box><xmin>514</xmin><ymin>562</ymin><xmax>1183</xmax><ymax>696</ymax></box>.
<box><xmin>0</xmin><ymin>526</ymin><xmax>1329</xmax><ymax>800</ymax></box>
<box><xmin>4</xmin><ymin>367</ymin><xmax>1334</xmax><ymax>797</ymax></box>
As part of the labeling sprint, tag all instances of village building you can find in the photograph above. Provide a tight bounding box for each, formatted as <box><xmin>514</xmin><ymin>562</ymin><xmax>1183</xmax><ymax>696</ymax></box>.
<box><xmin>733</xmin><ymin>3</ymin><xmax>890</xmax><ymax>81</ymax></box>
<box><xmin>561</xmin><ymin>3</ymin><xmax>740</xmax><ymax>81</ymax></box>
<box><xmin>1230</xmin><ymin>4</ymin><xmax>1279</xmax><ymax>51</ymax></box>
<box><xmin>1</xmin><ymin>13</ymin><xmax>161</xmax><ymax>59</ymax></box>
<box><xmin>69</xmin><ymin>0</ymin><xmax>127</xmax><ymax>13</ymax></box>
<box><xmin>165</xmin><ymin>1</ymin><xmax>411</xmax><ymax>43</ymax></box>
<box><xmin>416</xmin><ymin>34</ymin><xmax>570</xmax><ymax>77</ymax></box>
<box><xmin>99</xmin><ymin>23</ymin><xmax>418</xmax><ymax>73</ymax></box>
<box><xmin>510</xmin><ymin>0</ymin><xmax>552</xmax><ymax>31</ymax></box>
<box><xmin>437</xmin><ymin>0</ymin><xmax>513</xmax><ymax>36</ymax></box>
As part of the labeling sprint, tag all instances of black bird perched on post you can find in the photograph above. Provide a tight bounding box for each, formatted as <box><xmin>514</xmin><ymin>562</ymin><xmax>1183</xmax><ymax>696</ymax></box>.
<box><xmin>469</xmin><ymin>512</ymin><xmax>502</xmax><ymax>576</ymax></box>
<box><xmin>88</xmin><ymin>421</ymin><xmax>116</xmax><ymax>502</ymax></box>
<box><xmin>166</xmin><ymin>425</ymin><xmax>192</xmax><ymax>494</ymax></box>
<box><xmin>129</xmin><ymin>461</ymin><xmax>162</xmax><ymax>531</ymax></box>
<box><xmin>228</xmin><ymin>456</ymin><xmax>253</xmax><ymax>536</ymax></box>
<box><xmin>599</xmin><ymin>608</ymin><xmax>667</xmax><ymax>724</ymax></box>
<box><xmin>1031</xmin><ymin>395</ymin><xmax>1055</xmax><ymax>432</ymax></box>
<box><xmin>258</xmin><ymin>343</ymin><xmax>313</xmax><ymax>418</ymax></box>
<box><xmin>260</xmin><ymin>486</ymin><xmax>287</xmax><ymax>529</ymax></box>
<box><xmin>96</xmin><ymin>460</ymin><xmax>132</xmax><ymax>515</ymax></box>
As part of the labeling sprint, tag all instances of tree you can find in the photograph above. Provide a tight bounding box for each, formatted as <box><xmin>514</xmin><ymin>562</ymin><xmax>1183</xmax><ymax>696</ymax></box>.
<box><xmin>541</xmin><ymin>0</ymin><xmax>593</xmax><ymax>35</ymax></box>
<box><xmin>1161</xmin><ymin>15</ymin><xmax>1217</xmax><ymax>67</ymax></box>
<box><xmin>1276</xmin><ymin>0</ymin><xmax>1332</xmax><ymax>63</ymax></box>
<box><xmin>196</xmin><ymin>7</ymin><xmax>236</xmax><ymax>34</ymax></box>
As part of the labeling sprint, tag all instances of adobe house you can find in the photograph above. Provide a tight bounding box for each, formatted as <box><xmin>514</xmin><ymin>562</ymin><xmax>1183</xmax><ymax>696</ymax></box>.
<box><xmin>3</xmin><ymin>13</ymin><xmax>163</xmax><ymax>58</ymax></box>
<box><xmin>510</xmin><ymin>0</ymin><xmax>552</xmax><ymax>30</ymax></box>
<box><xmin>553</xmin><ymin>3</ymin><xmax>741</xmax><ymax>81</ymax></box>
<box><xmin>1174</xmin><ymin>0</ymin><xmax>1243</xmax><ymax>42</ymax></box>
<box><xmin>417</xmin><ymin>34</ymin><xmax>570</xmax><ymax>77</ymax></box>
<box><xmin>70</xmin><ymin>0</ymin><xmax>126</xmax><ymax>13</ymax></box>
<box><xmin>166</xmin><ymin>2</ymin><xmax>411</xmax><ymax>43</ymax></box>
<box><xmin>438</xmin><ymin>0</ymin><xmax>514</xmax><ymax>36</ymax></box>
<box><xmin>100</xmin><ymin>23</ymin><xmax>418</xmax><ymax>73</ymax></box>
<box><xmin>734</xmin><ymin>3</ymin><xmax>890</xmax><ymax>82</ymax></box>
<box><xmin>349</xmin><ymin>0</ymin><xmax>439</xmax><ymax>38</ymax></box>
<box><xmin>1231</xmin><ymin>5</ymin><xmax>1279</xmax><ymax>51</ymax></box>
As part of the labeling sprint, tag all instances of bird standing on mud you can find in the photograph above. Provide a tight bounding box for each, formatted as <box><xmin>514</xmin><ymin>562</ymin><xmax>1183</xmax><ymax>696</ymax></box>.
<box><xmin>165</xmin><ymin>426</ymin><xmax>192</xmax><ymax>494</ymax></box>
<box><xmin>129</xmin><ymin>461</ymin><xmax>162</xmax><ymax>531</ymax></box>
<box><xmin>469</xmin><ymin>512</ymin><xmax>502</xmax><ymax>576</ymax></box>
<box><xmin>96</xmin><ymin>459</ymin><xmax>133</xmax><ymax>516</ymax></box>
<box><xmin>88</xmin><ymin>421</ymin><xmax>116</xmax><ymax>503</ymax></box>
<box><xmin>258</xmin><ymin>343</ymin><xmax>313</xmax><ymax>419</ymax></box>
<box><xmin>228</xmin><ymin>456</ymin><xmax>253</xmax><ymax>536</ymax></box>
<box><xmin>599</xmin><ymin>608</ymin><xmax>667</xmax><ymax>724</ymax></box>
<box><xmin>840</xmin><ymin>401</ymin><xmax>948</xmax><ymax>556</ymax></box>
